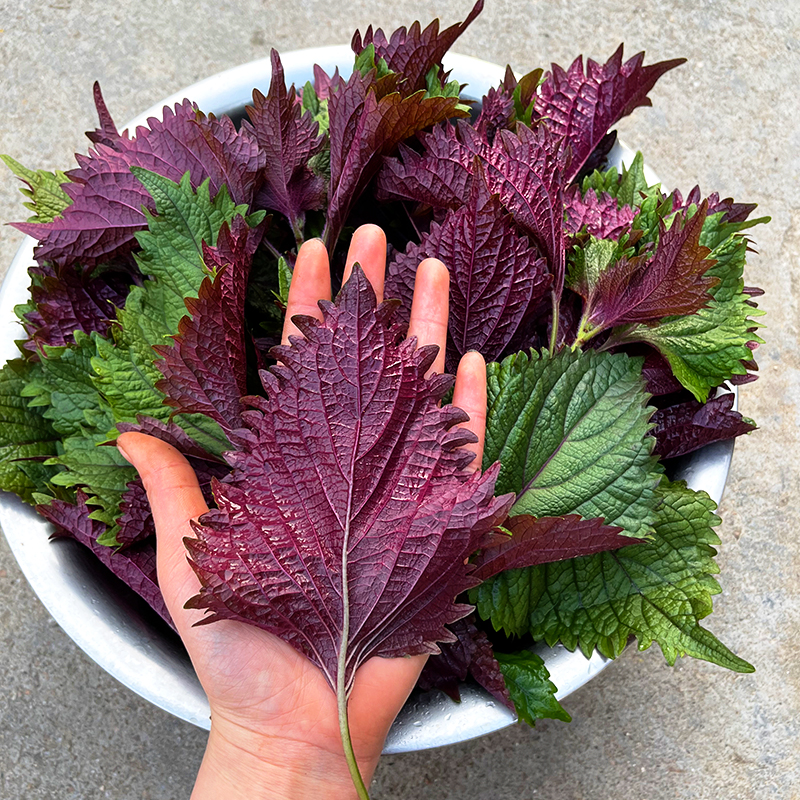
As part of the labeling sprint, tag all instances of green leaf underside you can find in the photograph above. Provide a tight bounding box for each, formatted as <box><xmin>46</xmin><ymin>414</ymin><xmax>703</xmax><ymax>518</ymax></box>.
<box><xmin>495</xmin><ymin>650</ymin><xmax>571</xmax><ymax>725</ymax></box>
<box><xmin>1</xmin><ymin>154</ymin><xmax>72</xmax><ymax>223</ymax></box>
<box><xmin>472</xmin><ymin>481</ymin><xmax>754</xmax><ymax>673</ymax></box>
<box><xmin>483</xmin><ymin>348</ymin><xmax>662</xmax><ymax>538</ymax></box>
<box><xmin>0</xmin><ymin>360</ymin><xmax>61</xmax><ymax>503</ymax></box>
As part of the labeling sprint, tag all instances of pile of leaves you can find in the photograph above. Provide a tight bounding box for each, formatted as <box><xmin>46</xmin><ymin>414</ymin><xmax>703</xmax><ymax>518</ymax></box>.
<box><xmin>0</xmin><ymin>2</ymin><xmax>764</xmax><ymax>789</ymax></box>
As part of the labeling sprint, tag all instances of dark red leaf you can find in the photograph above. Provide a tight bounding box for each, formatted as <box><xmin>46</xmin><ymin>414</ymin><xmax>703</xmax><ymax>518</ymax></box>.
<box><xmin>466</xmin><ymin>124</ymin><xmax>569</xmax><ymax>301</ymax></box>
<box><xmin>375</xmin><ymin>123</ymin><xmax>473</xmax><ymax>210</ymax></box>
<box><xmin>418</xmin><ymin>615</ymin><xmax>512</xmax><ymax>708</ymax></box>
<box><xmin>86</xmin><ymin>82</ymin><xmax>122</xmax><ymax>149</ymax></box>
<box><xmin>535</xmin><ymin>46</ymin><xmax>685</xmax><ymax>182</ymax></box>
<box><xmin>651</xmin><ymin>392</ymin><xmax>757</xmax><ymax>459</ymax></box>
<box><xmin>470</xmin><ymin>513</ymin><xmax>634</xmax><ymax>583</ymax></box>
<box><xmin>14</xmin><ymin>99</ymin><xmax>265</xmax><ymax>267</ymax></box>
<box><xmin>243</xmin><ymin>50</ymin><xmax>326</xmax><ymax>234</ymax></box>
<box><xmin>20</xmin><ymin>262</ymin><xmax>132</xmax><ymax>349</ymax></box>
<box><xmin>474</xmin><ymin>85</ymin><xmax>515</xmax><ymax>144</ymax></box>
<box><xmin>381</xmin><ymin>121</ymin><xmax>569</xmax><ymax>309</ymax></box>
<box><xmin>641</xmin><ymin>348</ymin><xmax>684</xmax><ymax>396</ymax></box>
<box><xmin>581</xmin><ymin>202</ymin><xmax>718</xmax><ymax>333</ymax></box>
<box><xmin>184</xmin><ymin>267</ymin><xmax>513</xmax><ymax>693</ymax></box>
<box><xmin>386</xmin><ymin>165</ymin><xmax>550</xmax><ymax>370</ymax></box>
<box><xmin>351</xmin><ymin>1</ymin><xmax>484</xmax><ymax>95</ymax></box>
<box><xmin>323</xmin><ymin>70</ymin><xmax>467</xmax><ymax>248</ymax></box>
<box><xmin>117</xmin><ymin>477</ymin><xmax>155</xmax><ymax>547</ymax></box>
<box><xmin>564</xmin><ymin>184</ymin><xmax>635</xmax><ymax>240</ymax></box>
<box><xmin>40</xmin><ymin>490</ymin><xmax>174</xmax><ymax>628</ymax></box>
<box><xmin>155</xmin><ymin>218</ymin><xmax>260</xmax><ymax>430</ymax></box>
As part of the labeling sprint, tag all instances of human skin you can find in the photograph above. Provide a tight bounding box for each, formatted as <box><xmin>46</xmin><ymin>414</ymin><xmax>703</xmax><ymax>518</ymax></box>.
<box><xmin>117</xmin><ymin>224</ymin><xmax>487</xmax><ymax>799</ymax></box>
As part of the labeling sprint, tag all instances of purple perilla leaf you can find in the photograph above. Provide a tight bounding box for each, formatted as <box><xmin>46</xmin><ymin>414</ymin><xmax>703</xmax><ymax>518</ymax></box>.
<box><xmin>672</xmin><ymin>185</ymin><xmax>759</xmax><ymax>225</ymax></box>
<box><xmin>463</xmin><ymin>123</ymin><xmax>569</xmax><ymax>303</ymax></box>
<box><xmin>470</xmin><ymin>513</ymin><xmax>636</xmax><ymax>583</ymax></box>
<box><xmin>473</xmin><ymin>84</ymin><xmax>515</xmax><ymax>144</ymax></box>
<box><xmin>40</xmin><ymin>489</ymin><xmax>174</xmax><ymax>628</ymax></box>
<box><xmin>323</xmin><ymin>69</ymin><xmax>468</xmax><ymax>248</ymax></box>
<box><xmin>535</xmin><ymin>46</ymin><xmax>685</xmax><ymax>182</ymax></box>
<box><xmin>19</xmin><ymin>262</ymin><xmax>132</xmax><ymax>350</ymax></box>
<box><xmin>155</xmin><ymin>272</ymin><xmax>247</xmax><ymax>431</ymax></box>
<box><xmin>243</xmin><ymin>50</ymin><xmax>326</xmax><ymax>236</ymax></box>
<box><xmin>564</xmin><ymin>183</ymin><xmax>635</xmax><ymax>240</ymax></box>
<box><xmin>184</xmin><ymin>266</ymin><xmax>513</xmax><ymax>695</ymax></box>
<box><xmin>14</xmin><ymin>98</ymin><xmax>264</xmax><ymax>267</ymax></box>
<box><xmin>155</xmin><ymin>216</ymin><xmax>262</xmax><ymax>428</ymax></box>
<box><xmin>351</xmin><ymin>1</ymin><xmax>484</xmax><ymax>96</ymax></box>
<box><xmin>651</xmin><ymin>392</ymin><xmax>756</xmax><ymax>459</ymax></box>
<box><xmin>386</xmin><ymin>164</ymin><xmax>550</xmax><ymax>370</ymax></box>
<box><xmin>574</xmin><ymin>202</ymin><xmax>718</xmax><ymax>343</ymax></box>
<box><xmin>418</xmin><ymin>615</ymin><xmax>512</xmax><ymax>708</ymax></box>
<box><xmin>86</xmin><ymin>82</ymin><xmax>123</xmax><ymax>150</ymax></box>
<box><xmin>375</xmin><ymin>122</ymin><xmax>473</xmax><ymax>210</ymax></box>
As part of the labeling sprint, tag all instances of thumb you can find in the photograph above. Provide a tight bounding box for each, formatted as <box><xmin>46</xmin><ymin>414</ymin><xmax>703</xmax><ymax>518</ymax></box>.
<box><xmin>116</xmin><ymin>431</ymin><xmax>209</xmax><ymax>632</ymax></box>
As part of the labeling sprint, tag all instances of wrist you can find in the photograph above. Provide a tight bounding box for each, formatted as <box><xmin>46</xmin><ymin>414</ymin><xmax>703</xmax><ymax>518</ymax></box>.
<box><xmin>192</xmin><ymin>714</ymin><xmax>377</xmax><ymax>800</ymax></box>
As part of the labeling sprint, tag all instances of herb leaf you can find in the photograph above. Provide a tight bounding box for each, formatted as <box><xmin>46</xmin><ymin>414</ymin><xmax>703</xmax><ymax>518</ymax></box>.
<box><xmin>472</xmin><ymin>481</ymin><xmax>754</xmax><ymax>673</ymax></box>
<box><xmin>484</xmin><ymin>348</ymin><xmax>662</xmax><ymax>539</ymax></box>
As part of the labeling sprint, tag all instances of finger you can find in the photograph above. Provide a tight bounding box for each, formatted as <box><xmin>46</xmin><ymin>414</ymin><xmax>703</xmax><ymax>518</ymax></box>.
<box><xmin>116</xmin><ymin>432</ymin><xmax>208</xmax><ymax>632</ymax></box>
<box><xmin>341</xmin><ymin>224</ymin><xmax>386</xmax><ymax>301</ymax></box>
<box><xmin>452</xmin><ymin>351</ymin><xmax>487</xmax><ymax>472</ymax></box>
<box><xmin>407</xmin><ymin>258</ymin><xmax>449</xmax><ymax>377</ymax></box>
<box><xmin>281</xmin><ymin>238</ymin><xmax>331</xmax><ymax>345</ymax></box>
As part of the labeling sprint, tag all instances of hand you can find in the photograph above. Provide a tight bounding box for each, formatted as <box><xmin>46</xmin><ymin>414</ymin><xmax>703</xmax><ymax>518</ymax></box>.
<box><xmin>117</xmin><ymin>225</ymin><xmax>487</xmax><ymax>800</ymax></box>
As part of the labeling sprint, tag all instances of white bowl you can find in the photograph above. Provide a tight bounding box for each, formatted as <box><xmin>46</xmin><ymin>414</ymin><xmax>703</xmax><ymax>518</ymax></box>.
<box><xmin>0</xmin><ymin>46</ymin><xmax>737</xmax><ymax>753</ymax></box>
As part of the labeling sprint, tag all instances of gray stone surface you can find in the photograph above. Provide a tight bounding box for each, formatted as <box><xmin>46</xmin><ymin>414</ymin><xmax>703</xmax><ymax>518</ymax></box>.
<box><xmin>0</xmin><ymin>0</ymin><xmax>798</xmax><ymax>797</ymax></box>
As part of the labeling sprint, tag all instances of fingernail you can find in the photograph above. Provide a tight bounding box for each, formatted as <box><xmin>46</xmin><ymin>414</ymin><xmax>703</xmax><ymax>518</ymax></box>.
<box><xmin>116</xmin><ymin>440</ymin><xmax>132</xmax><ymax>464</ymax></box>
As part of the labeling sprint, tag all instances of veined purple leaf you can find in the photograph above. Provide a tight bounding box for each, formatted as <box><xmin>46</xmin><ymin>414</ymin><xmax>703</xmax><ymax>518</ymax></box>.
<box><xmin>470</xmin><ymin>513</ymin><xmax>635</xmax><ymax>583</ymax></box>
<box><xmin>375</xmin><ymin>123</ymin><xmax>473</xmax><ymax>209</ymax></box>
<box><xmin>651</xmin><ymin>392</ymin><xmax>756</xmax><ymax>459</ymax></box>
<box><xmin>577</xmin><ymin>202</ymin><xmax>718</xmax><ymax>339</ymax></box>
<box><xmin>313</xmin><ymin>64</ymin><xmax>341</xmax><ymax>100</ymax></box>
<box><xmin>380</xmin><ymin>121</ymin><xmax>568</xmax><ymax>310</ymax></box>
<box><xmin>14</xmin><ymin>99</ymin><xmax>264</xmax><ymax>267</ymax></box>
<box><xmin>185</xmin><ymin>267</ymin><xmax>513</xmax><ymax>695</ymax></box>
<box><xmin>473</xmin><ymin>84</ymin><xmax>515</xmax><ymax>144</ymax></box>
<box><xmin>155</xmin><ymin>272</ymin><xmax>247</xmax><ymax>430</ymax></box>
<box><xmin>117</xmin><ymin>476</ymin><xmax>156</xmax><ymax>547</ymax></box>
<box><xmin>323</xmin><ymin>70</ymin><xmax>468</xmax><ymax>248</ymax></box>
<box><xmin>40</xmin><ymin>489</ymin><xmax>174</xmax><ymax>628</ymax></box>
<box><xmin>535</xmin><ymin>46</ymin><xmax>685</xmax><ymax>181</ymax></box>
<box><xmin>155</xmin><ymin>216</ymin><xmax>259</xmax><ymax>430</ymax></box>
<box><xmin>641</xmin><ymin>348</ymin><xmax>683</xmax><ymax>396</ymax></box>
<box><xmin>386</xmin><ymin>165</ymin><xmax>550</xmax><ymax>370</ymax></box>
<box><xmin>672</xmin><ymin>185</ymin><xmax>758</xmax><ymax>225</ymax></box>
<box><xmin>20</xmin><ymin>262</ymin><xmax>132</xmax><ymax>349</ymax></box>
<box><xmin>86</xmin><ymin>82</ymin><xmax>123</xmax><ymax>149</ymax></box>
<box><xmin>351</xmin><ymin>1</ymin><xmax>484</xmax><ymax>95</ymax></box>
<box><xmin>418</xmin><ymin>615</ymin><xmax>512</xmax><ymax>708</ymax></box>
<box><xmin>242</xmin><ymin>50</ymin><xmax>325</xmax><ymax>235</ymax></box>
<box><xmin>564</xmin><ymin>183</ymin><xmax>635</xmax><ymax>240</ymax></box>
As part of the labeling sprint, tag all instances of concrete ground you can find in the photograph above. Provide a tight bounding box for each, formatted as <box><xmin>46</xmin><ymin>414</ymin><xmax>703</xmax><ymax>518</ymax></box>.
<box><xmin>1</xmin><ymin>0</ymin><xmax>798</xmax><ymax>797</ymax></box>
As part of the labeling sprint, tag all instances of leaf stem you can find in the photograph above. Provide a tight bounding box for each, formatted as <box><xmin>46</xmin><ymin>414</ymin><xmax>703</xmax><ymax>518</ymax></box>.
<box><xmin>548</xmin><ymin>291</ymin><xmax>559</xmax><ymax>354</ymax></box>
<box><xmin>262</xmin><ymin>237</ymin><xmax>282</xmax><ymax>261</ymax></box>
<box><xmin>337</xmin><ymin>676</ymin><xmax>370</xmax><ymax>800</ymax></box>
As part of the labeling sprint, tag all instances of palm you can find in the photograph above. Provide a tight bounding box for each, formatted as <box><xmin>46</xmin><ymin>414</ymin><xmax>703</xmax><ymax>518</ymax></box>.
<box><xmin>117</xmin><ymin>224</ymin><xmax>486</xmax><ymax>783</ymax></box>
